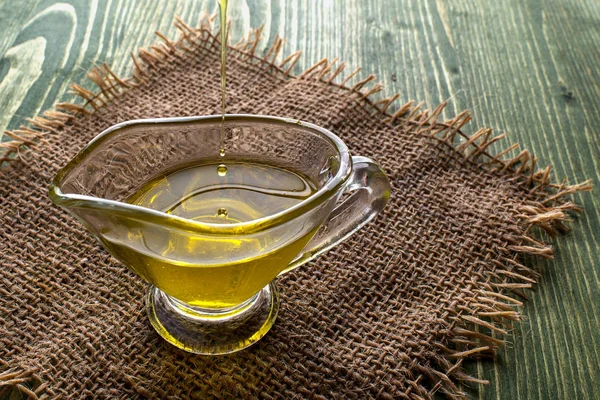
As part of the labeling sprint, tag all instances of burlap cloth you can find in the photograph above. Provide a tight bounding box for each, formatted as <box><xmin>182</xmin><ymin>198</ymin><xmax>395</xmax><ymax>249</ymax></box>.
<box><xmin>0</xmin><ymin>16</ymin><xmax>591</xmax><ymax>399</ymax></box>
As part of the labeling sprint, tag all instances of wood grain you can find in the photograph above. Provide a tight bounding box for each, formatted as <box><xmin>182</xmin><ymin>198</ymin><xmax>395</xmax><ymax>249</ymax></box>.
<box><xmin>1</xmin><ymin>0</ymin><xmax>598</xmax><ymax>398</ymax></box>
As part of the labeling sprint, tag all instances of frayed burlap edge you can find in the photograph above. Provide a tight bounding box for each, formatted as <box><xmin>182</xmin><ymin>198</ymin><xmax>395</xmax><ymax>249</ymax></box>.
<box><xmin>0</xmin><ymin>12</ymin><xmax>592</xmax><ymax>400</ymax></box>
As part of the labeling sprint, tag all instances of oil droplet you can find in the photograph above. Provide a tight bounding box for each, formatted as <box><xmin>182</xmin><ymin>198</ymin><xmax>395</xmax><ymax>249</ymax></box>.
<box><xmin>219</xmin><ymin>148</ymin><xmax>225</xmax><ymax>157</ymax></box>
<box><xmin>217</xmin><ymin>164</ymin><xmax>227</xmax><ymax>177</ymax></box>
<box><xmin>217</xmin><ymin>208</ymin><xmax>228</xmax><ymax>218</ymax></box>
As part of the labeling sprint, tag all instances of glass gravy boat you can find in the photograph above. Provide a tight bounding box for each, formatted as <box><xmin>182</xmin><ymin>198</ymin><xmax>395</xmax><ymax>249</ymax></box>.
<box><xmin>49</xmin><ymin>115</ymin><xmax>391</xmax><ymax>354</ymax></box>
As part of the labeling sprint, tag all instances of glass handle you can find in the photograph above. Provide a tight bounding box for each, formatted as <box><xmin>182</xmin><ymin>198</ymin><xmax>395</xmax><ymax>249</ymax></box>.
<box><xmin>283</xmin><ymin>156</ymin><xmax>391</xmax><ymax>274</ymax></box>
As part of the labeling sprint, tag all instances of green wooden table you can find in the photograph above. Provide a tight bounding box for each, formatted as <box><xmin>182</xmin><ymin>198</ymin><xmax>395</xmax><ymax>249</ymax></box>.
<box><xmin>1</xmin><ymin>1</ymin><xmax>598</xmax><ymax>398</ymax></box>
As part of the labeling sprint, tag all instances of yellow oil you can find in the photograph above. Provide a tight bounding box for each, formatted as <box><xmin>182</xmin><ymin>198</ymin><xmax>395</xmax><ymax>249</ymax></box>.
<box><xmin>110</xmin><ymin>2</ymin><xmax>317</xmax><ymax>310</ymax></box>
<box><xmin>217</xmin><ymin>164</ymin><xmax>227</xmax><ymax>176</ymax></box>
<box><xmin>218</xmin><ymin>0</ymin><xmax>227</xmax><ymax>156</ymax></box>
<box><xmin>122</xmin><ymin>160</ymin><xmax>318</xmax><ymax>309</ymax></box>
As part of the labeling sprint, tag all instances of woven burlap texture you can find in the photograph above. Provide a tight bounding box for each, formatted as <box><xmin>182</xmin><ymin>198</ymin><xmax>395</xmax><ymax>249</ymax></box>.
<box><xmin>0</xmin><ymin>15</ymin><xmax>591</xmax><ymax>399</ymax></box>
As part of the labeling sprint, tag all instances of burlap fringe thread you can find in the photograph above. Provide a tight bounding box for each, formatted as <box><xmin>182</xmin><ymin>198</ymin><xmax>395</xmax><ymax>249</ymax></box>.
<box><xmin>0</xmin><ymin>12</ymin><xmax>592</xmax><ymax>400</ymax></box>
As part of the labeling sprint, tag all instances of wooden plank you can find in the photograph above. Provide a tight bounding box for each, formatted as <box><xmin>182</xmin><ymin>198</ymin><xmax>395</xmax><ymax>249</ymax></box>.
<box><xmin>0</xmin><ymin>0</ymin><xmax>598</xmax><ymax>398</ymax></box>
<box><xmin>433</xmin><ymin>1</ymin><xmax>600</xmax><ymax>398</ymax></box>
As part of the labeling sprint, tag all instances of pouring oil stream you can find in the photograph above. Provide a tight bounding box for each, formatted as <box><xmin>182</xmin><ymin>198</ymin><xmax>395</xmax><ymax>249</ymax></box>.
<box><xmin>218</xmin><ymin>0</ymin><xmax>227</xmax><ymax>159</ymax></box>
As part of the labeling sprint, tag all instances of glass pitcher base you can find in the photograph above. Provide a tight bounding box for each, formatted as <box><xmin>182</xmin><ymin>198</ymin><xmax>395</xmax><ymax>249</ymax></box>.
<box><xmin>146</xmin><ymin>283</ymin><xmax>279</xmax><ymax>355</ymax></box>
